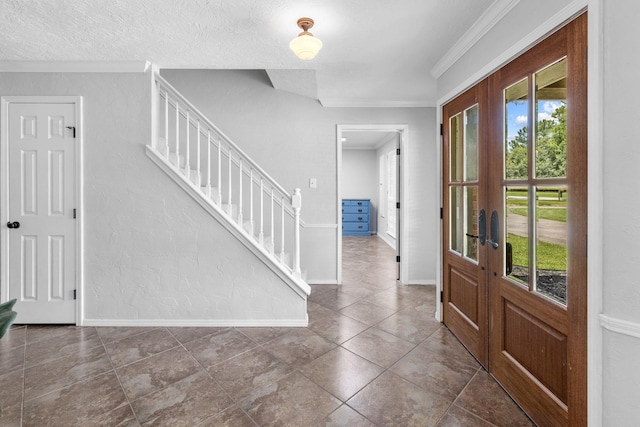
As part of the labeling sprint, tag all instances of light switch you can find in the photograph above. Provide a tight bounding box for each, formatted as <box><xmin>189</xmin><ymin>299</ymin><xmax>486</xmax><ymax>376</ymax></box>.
<box><xmin>309</xmin><ymin>178</ymin><xmax>317</xmax><ymax>188</ymax></box>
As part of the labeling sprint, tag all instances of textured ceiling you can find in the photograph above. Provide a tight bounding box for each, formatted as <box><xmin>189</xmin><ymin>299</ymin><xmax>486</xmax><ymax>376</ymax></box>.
<box><xmin>0</xmin><ymin>0</ymin><xmax>497</xmax><ymax>108</ymax></box>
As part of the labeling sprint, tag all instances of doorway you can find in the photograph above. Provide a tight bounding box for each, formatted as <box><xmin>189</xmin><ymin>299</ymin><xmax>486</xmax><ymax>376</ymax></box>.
<box><xmin>337</xmin><ymin>125</ymin><xmax>407</xmax><ymax>284</ymax></box>
<box><xmin>441</xmin><ymin>14</ymin><xmax>587</xmax><ymax>426</ymax></box>
<box><xmin>1</xmin><ymin>96</ymin><xmax>83</xmax><ymax>324</ymax></box>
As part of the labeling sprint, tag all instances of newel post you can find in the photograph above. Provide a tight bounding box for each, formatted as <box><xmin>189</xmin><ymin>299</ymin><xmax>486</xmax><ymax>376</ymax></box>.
<box><xmin>292</xmin><ymin>188</ymin><xmax>302</xmax><ymax>278</ymax></box>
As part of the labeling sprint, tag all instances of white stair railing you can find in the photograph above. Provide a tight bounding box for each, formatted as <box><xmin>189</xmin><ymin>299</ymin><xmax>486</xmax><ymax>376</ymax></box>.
<box><xmin>149</xmin><ymin>74</ymin><xmax>302</xmax><ymax>278</ymax></box>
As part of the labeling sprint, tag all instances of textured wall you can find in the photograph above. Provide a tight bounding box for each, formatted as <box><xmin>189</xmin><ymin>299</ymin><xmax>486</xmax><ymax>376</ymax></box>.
<box><xmin>161</xmin><ymin>69</ymin><xmax>437</xmax><ymax>284</ymax></box>
<box><xmin>0</xmin><ymin>71</ymin><xmax>307</xmax><ymax>325</ymax></box>
<box><xmin>601</xmin><ymin>1</ymin><xmax>640</xmax><ymax>424</ymax></box>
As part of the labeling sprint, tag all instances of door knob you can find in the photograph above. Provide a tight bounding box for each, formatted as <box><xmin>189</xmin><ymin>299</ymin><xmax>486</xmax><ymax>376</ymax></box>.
<box><xmin>6</xmin><ymin>221</ymin><xmax>20</xmax><ymax>229</ymax></box>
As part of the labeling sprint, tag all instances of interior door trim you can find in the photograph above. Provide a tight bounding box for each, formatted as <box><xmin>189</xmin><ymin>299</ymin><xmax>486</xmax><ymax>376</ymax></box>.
<box><xmin>0</xmin><ymin>96</ymin><xmax>84</xmax><ymax>325</ymax></box>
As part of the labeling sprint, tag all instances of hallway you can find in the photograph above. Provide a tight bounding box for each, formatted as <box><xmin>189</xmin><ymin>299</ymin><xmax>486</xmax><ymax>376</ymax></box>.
<box><xmin>0</xmin><ymin>236</ymin><xmax>532</xmax><ymax>426</ymax></box>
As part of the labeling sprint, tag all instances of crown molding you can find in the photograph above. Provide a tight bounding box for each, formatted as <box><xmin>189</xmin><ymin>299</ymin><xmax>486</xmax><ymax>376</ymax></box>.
<box><xmin>431</xmin><ymin>0</ymin><xmax>521</xmax><ymax>78</ymax></box>
<box><xmin>0</xmin><ymin>61</ymin><xmax>151</xmax><ymax>73</ymax></box>
<box><xmin>319</xmin><ymin>98</ymin><xmax>434</xmax><ymax>108</ymax></box>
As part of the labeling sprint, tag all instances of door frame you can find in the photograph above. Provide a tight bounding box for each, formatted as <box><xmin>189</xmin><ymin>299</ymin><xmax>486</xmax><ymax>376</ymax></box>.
<box><xmin>336</xmin><ymin>124</ymin><xmax>409</xmax><ymax>284</ymax></box>
<box><xmin>435</xmin><ymin>2</ymin><xmax>602</xmax><ymax>424</ymax></box>
<box><xmin>0</xmin><ymin>96</ymin><xmax>84</xmax><ymax>325</ymax></box>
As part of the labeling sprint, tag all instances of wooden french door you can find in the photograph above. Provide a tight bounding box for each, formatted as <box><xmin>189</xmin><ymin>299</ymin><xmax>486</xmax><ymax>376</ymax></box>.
<box><xmin>442</xmin><ymin>13</ymin><xmax>587</xmax><ymax>426</ymax></box>
<box><xmin>442</xmin><ymin>81</ymin><xmax>488</xmax><ymax>367</ymax></box>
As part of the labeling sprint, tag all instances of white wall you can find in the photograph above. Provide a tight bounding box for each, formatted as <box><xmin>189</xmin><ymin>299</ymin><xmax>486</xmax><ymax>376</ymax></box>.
<box><xmin>0</xmin><ymin>71</ymin><xmax>307</xmax><ymax>325</ymax></box>
<box><xmin>342</xmin><ymin>149</ymin><xmax>378</xmax><ymax>232</ymax></box>
<box><xmin>600</xmin><ymin>1</ymin><xmax>640</xmax><ymax>425</ymax></box>
<box><xmin>161</xmin><ymin>69</ymin><xmax>437</xmax><ymax>284</ymax></box>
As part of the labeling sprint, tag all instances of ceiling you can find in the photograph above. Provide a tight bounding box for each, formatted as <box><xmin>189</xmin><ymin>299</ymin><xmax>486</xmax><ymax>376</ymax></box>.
<box><xmin>0</xmin><ymin>0</ymin><xmax>504</xmax><ymax>109</ymax></box>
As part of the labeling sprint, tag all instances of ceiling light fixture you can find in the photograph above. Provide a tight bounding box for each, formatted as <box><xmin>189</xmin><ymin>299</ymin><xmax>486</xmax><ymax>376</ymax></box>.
<box><xmin>289</xmin><ymin>17</ymin><xmax>323</xmax><ymax>60</ymax></box>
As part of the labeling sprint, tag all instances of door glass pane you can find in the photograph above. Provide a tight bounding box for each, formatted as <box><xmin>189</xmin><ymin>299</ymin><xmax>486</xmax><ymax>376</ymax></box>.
<box><xmin>465</xmin><ymin>105</ymin><xmax>479</xmax><ymax>181</ymax></box>
<box><xmin>465</xmin><ymin>186</ymin><xmax>478</xmax><ymax>261</ymax></box>
<box><xmin>505</xmin><ymin>185</ymin><xmax>528</xmax><ymax>285</ymax></box>
<box><xmin>450</xmin><ymin>113</ymin><xmax>463</xmax><ymax>182</ymax></box>
<box><xmin>505</xmin><ymin>78</ymin><xmax>529</xmax><ymax>180</ymax></box>
<box><xmin>450</xmin><ymin>187</ymin><xmax>462</xmax><ymax>254</ymax></box>
<box><xmin>535</xmin><ymin>185</ymin><xmax>567</xmax><ymax>305</ymax></box>
<box><xmin>535</xmin><ymin>58</ymin><xmax>567</xmax><ymax>179</ymax></box>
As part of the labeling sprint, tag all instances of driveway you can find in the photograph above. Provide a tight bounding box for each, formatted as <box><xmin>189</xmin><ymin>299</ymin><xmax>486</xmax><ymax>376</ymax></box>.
<box><xmin>506</xmin><ymin>213</ymin><xmax>566</xmax><ymax>246</ymax></box>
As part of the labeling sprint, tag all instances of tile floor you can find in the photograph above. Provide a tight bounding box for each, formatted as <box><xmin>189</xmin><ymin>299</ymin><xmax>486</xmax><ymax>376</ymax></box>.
<box><xmin>0</xmin><ymin>236</ymin><xmax>534</xmax><ymax>426</ymax></box>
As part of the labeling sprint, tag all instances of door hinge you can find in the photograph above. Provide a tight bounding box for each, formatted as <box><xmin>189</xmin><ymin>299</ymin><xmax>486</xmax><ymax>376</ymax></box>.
<box><xmin>396</xmin><ymin>255</ymin><xmax>400</xmax><ymax>263</ymax></box>
<box><xmin>73</xmin><ymin>208</ymin><xmax>76</xmax><ymax>219</ymax></box>
<box><xmin>396</xmin><ymin>202</ymin><xmax>400</xmax><ymax>209</ymax></box>
<box><xmin>440</xmin><ymin>207</ymin><xmax>443</xmax><ymax>219</ymax></box>
<box><xmin>66</xmin><ymin>126</ymin><xmax>76</xmax><ymax>138</ymax></box>
<box><xmin>73</xmin><ymin>289</ymin><xmax>77</xmax><ymax>300</ymax></box>
<box><xmin>440</xmin><ymin>290</ymin><xmax>444</xmax><ymax>301</ymax></box>
<box><xmin>396</xmin><ymin>148</ymin><xmax>400</xmax><ymax>155</ymax></box>
<box><xmin>440</xmin><ymin>123</ymin><xmax>443</xmax><ymax>136</ymax></box>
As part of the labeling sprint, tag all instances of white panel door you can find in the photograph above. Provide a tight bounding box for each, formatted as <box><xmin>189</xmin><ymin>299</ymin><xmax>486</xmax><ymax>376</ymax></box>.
<box><xmin>6</xmin><ymin>102</ymin><xmax>76</xmax><ymax>323</ymax></box>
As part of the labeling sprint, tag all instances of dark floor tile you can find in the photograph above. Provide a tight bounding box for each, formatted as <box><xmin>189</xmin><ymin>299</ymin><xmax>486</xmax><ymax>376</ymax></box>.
<box><xmin>421</xmin><ymin>326</ymin><xmax>481</xmax><ymax>369</ymax></box>
<box><xmin>262</xmin><ymin>328</ymin><xmax>336</xmax><ymax>369</ymax></box>
<box><xmin>390</xmin><ymin>343</ymin><xmax>479</xmax><ymax>399</ymax></box>
<box><xmin>339</xmin><ymin>300</ymin><xmax>397</xmax><ymax>326</ymax></box>
<box><xmin>96</xmin><ymin>326</ymin><xmax>158</xmax><ymax>344</ymax></box>
<box><xmin>22</xmin><ymin>371</ymin><xmax>129</xmax><ymax>427</ymax></box>
<box><xmin>309</xmin><ymin>287</ymin><xmax>361</xmax><ymax>311</ymax></box>
<box><xmin>24</xmin><ymin>344</ymin><xmax>112</xmax><ymax>401</ymax></box>
<box><xmin>104</xmin><ymin>328</ymin><xmax>180</xmax><ymax>367</ymax></box>
<box><xmin>184</xmin><ymin>328</ymin><xmax>257</xmax><ymax>369</ymax></box>
<box><xmin>300</xmin><ymin>347</ymin><xmax>384</xmax><ymax>401</ymax></box>
<box><xmin>235</xmin><ymin>327</ymin><xmax>290</xmax><ymax>344</ymax></box>
<box><xmin>131</xmin><ymin>370</ymin><xmax>234</xmax><ymax>426</ymax></box>
<box><xmin>238</xmin><ymin>371</ymin><xmax>341</xmax><ymax>427</ymax></box>
<box><xmin>0</xmin><ymin>369</ymin><xmax>24</xmax><ymax>410</ymax></box>
<box><xmin>342</xmin><ymin>326</ymin><xmax>416</xmax><ymax>368</ymax></box>
<box><xmin>25</xmin><ymin>327</ymin><xmax>102</xmax><ymax>368</ymax></box>
<box><xmin>0</xmin><ymin>402</ymin><xmax>23</xmax><ymax>427</ymax></box>
<box><xmin>208</xmin><ymin>346</ymin><xmax>295</xmax><ymax>400</ymax></box>
<box><xmin>315</xmin><ymin>404</ymin><xmax>376</xmax><ymax>427</ymax></box>
<box><xmin>454</xmin><ymin>370</ymin><xmax>534</xmax><ymax>427</ymax></box>
<box><xmin>197</xmin><ymin>405</ymin><xmax>257</xmax><ymax>427</ymax></box>
<box><xmin>308</xmin><ymin>308</ymin><xmax>370</xmax><ymax>345</ymax></box>
<box><xmin>0</xmin><ymin>344</ymin><xmax>25</xmax><ymax>376</ymax></box>
<box><xmin>437</xmin><ymin>404</ymin><xmax>495</xmax><ymax>427</ymax></box>
<box><xmin>167</xmin><ymin>327</ymin><xmax>220</xmax><ymax>345</ymax></box>
<box><xmin>117</xmin><ymin>346</ymin><xmax>202</xmax><ymax>401</ymax></box>
<box><xmin>347</xmin><ymin>371</ymin><xmax>453</xmax><ymax>427</ymax></box>
<box><xmin>376</xmin><ymin>305</ymin><xmax>442</xmax><ymax>344</ymax></box>
<box><xmin>0</xmin><ymin>326</ymin><xmax>26</xmax><ymax>350</ymax></box>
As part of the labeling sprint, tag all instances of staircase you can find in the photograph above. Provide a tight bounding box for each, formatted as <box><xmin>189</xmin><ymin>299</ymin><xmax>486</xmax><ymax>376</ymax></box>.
<box><xmin>146</xmin><ymin>73</ymin><xmax>310</xmax><ymax>301</ymax></box>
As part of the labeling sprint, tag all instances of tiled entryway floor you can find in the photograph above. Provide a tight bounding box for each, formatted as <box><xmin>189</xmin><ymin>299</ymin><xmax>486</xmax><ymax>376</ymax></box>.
<box><xmin>0</xmin><ymin>236</ymin><xmax>533</xmax><ymax>426</ymax></box>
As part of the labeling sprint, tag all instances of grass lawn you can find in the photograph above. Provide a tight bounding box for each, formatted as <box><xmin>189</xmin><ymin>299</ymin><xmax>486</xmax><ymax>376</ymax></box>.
<box><xmin>509</xmin><ymin>207</ymin><xmax>567</xmax><ymax>222</ymax></box>
<box><xmin>508</xmin><ymin>233</ymin><xmax>567</xmax><ymax>271</ymax></box>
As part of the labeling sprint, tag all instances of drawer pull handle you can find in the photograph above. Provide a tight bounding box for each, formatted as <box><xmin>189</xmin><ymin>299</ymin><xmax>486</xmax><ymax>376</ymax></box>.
<box><xmin>358</xmin><ymin>217</ymin><xmax>363</xmax><ymax>220</ymax></box>
<box><xmin>358</xmin><ymin>226</ymin><xmax>363</xmax><ymax>229</ymax></box>
<box><xmin>358</xmin><ymin>209</ymin><xmax>363</xmax><ymax>212</ymax></box>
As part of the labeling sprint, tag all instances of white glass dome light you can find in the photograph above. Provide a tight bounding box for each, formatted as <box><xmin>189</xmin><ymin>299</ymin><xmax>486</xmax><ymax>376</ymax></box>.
<box><xmin>289</xmin><ymin>17</ymin><xmax>323</xmax><ymax>60</ymax></box>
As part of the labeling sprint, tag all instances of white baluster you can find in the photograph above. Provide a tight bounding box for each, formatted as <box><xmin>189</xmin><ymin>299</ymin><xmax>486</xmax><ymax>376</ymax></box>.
<box><xmin>270</xmin><ymin>187</ymin><xmax>275</xmax><ymax>256</ymax></box>
<box><xmin>238</xmin><ymin>158</ymin><xmax>243</xmax><ymax>225</ymax></box>
<box><xmin>227</xmin><ymin>149</ymin><xmax>233</xmax><ymax>217</ymax></box>
<box><xmin>249</xmin><ymin>169</ymin><xmax>254</xmax><ymax>238</ymax></box>
<box><xmin>174</xmin><ymin>101</ymin><xmax>180</xmax><ymax>171</ymax></box>
<box><xmin>185</xmin><ymin>111</ymin><xmax>191</xmax><ymax>178</ymax></box>
<box><xmin>196</xmin><ymin>121</ymin><xmax>201</xmax><ymax>187</ymax></box>
<box><xmin>206</xmin><ymin>131</ymin><xmax>212</xmax><ymax>198</ymax></box>
<box><xmin>280</xmin><ymin>196</ymin><xmax>285</xmax><ymax>263</ymax></box>
<box><xmin>217</xmin><ymin>140</ymin><xmax>222</xmax><ymax>206</ymax></box>
<box><xmin>164</xmin><ymin>91</ymin><xmax>169</xmax><ymax>157</ymax></box>
<box><xmin>259</xmin><ymin>178</ymin><xmax>264</xmax><ymax>246</ymax></box>
<box><xmin>292</xmin><ymin>188</ymin><xmax>302</xmax><ymax>278</ymax></box>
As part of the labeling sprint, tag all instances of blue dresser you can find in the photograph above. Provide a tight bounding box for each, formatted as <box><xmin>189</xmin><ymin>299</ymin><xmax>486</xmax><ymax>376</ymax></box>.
<box><xmin>342</xmin><ymin>199</ymin><xmax>371</xmax><ymax>236</ymax></box>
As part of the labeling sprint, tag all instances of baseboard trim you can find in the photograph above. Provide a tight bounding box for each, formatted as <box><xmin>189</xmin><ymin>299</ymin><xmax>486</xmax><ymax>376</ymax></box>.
<box><xmin>82</xmin><ymin>316</ymin><xmax>309</xmax><ymax>328</ymax></box>
<box><xmin>599</xmin><ymin>314</ymin><xmax>640</xmax><ymax>339</ymax></box>
<box><xmin>406</xmin><ymin>280</ymin><xmax>436</xmax><ymax>286</ymax></box>
<box><xmin>306</xmin><ymin>280</ymin><xmax>339</xmax><ymax>285</ymax></box>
